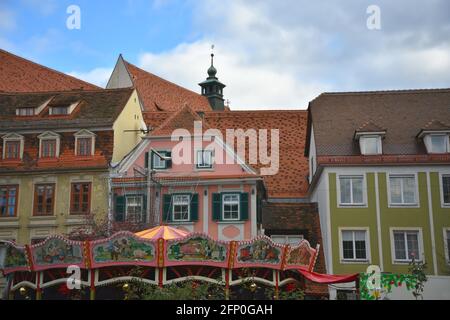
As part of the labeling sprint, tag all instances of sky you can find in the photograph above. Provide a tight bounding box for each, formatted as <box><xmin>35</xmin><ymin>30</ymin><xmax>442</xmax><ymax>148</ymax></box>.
<box><xmin>1</xmin><ymin>0</ymin><xmax>450</xmax><ymax>110</ymax></box>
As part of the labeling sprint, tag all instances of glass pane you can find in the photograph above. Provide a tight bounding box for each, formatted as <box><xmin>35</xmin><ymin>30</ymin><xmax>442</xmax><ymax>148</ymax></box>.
<box><xmin>342</xmin><ymin>241</ymin><xmax>354</xmax><ymax>259</ymax></box>
<box><xmin>430</xmin><ymin>135</ymin><xmax>446</xmax><ymax>153</ymax></box>
<box><xmin>407</xmin><ymin>232</ymin><xmax>419</xmax><ymax>259</ymax></box>
<box><xmin>363</xmin><ymin>137</ymin><xmax>379</xmax><ymax>154</ymax></box>
<box><xmin>447</xmin><ymin>231</ymin><xmax>450</xmax><ymax>260</ymax></box>
<box><xmin>403</xmin><ymin>177</ymin><xmax>416</xmax><ymax>204</ymax></box>
<box><xmin>443</xmin><ymin>176</ymin><xmax>450</xmax><ymax>204</ymax></box>
<box><xmin>394</xmin><ymin>232</ymin><xmax>406</xmax><ymax>260</ymax></box>
<box><xmin>342</xmin><ymin>231</ymin><xmax>353</xmax><ymax>241</ymax></box>
<box><xmin>352</xmin><ymin>178</ymin><xmax>363</xmax><ymax>203</ymax></box>
<box><xmin>390</xmin><ymin>177</ymin><xmax>402</xmax><ymax>204</ymax></box>
<box><xmin>340</xmin><ymin>178</ymin><xmax>351</xmax><ymax>203</ymax></box>
<box><xmin>355</xmin><ymin>240</ymin><xmax>366</xmax><ymax>259</ymax></box>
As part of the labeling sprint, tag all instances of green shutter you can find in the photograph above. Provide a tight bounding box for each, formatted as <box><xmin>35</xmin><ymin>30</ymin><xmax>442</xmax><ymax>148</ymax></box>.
<box><xmin>144</xmin><ymin>152</ymin><xmax>149</xmax><ymax>168</ymax></box>
<box><xmin>163</xmin><ymin>194</ymin><xmax>172</xmax><ymax>222</ymax></box>
<box><xmin>114</xmin><ymin>195</ymin><xmax>125</xmax><ymax>222</ymax></box>
<box><xmin>190</xmin><ymin>193</ymin><xmax>199</xmax><ymax>221</ymax></box>
<box><xmin>166</xmin><ymin>151</ymin><xmax>172</xmax><ymax>168</ymax></box>
<box><xmin>142</xmin><ymin>194</ymin><xmax>147</xmax><ymax>223</ymax></box>
<box><xmin>212</xmin><ymin>193</ymin><xmax>221</xmax><ymax>221</ymax></box>
<box><xmin>150</xmin><ymin>151</ymin><xmax>154</xmax><ymax>169</ymax></box>
<box><xmin>240</xmin><ymin>193</ymin><xmax>249</xmax><ymax>220</ymax></box>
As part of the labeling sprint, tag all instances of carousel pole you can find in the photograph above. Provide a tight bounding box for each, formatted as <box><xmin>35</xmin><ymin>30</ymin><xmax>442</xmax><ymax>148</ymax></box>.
<box><xmin>224</xmin><ymin>269</ymin><xmax>230</xmax><ymax>300</ymax></box>
<box><xmin>89</xmin><ymin>269</ymin><xmax>96</xmax><ymax>300</ymax></box>
<box><xmin>35</xmin><ymin>272</ymin><xmax>42</xmax><ymax>300</ymax></box>
<box><xmin>6</xmin><ymin>273</ymin><xmax>13</xmax><ymax>300</ymax></box>
<box><xmin>274</xmin><ymin>270</ymin><xmax>279</xmax><ymax>300</ymax></box>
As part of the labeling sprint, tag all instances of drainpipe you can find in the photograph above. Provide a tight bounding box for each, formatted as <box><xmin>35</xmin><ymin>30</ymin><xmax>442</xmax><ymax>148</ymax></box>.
<box><xmin>107</xmin><ymin>173</ymin><xmax>113</xmax><ymax>236</ymax></box>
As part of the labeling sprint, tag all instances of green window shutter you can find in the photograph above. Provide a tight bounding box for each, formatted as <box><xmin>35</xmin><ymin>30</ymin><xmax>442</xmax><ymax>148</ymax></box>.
<box><xmin>142</xmin><ymin>194</ymin><xmax>147</xmax><ymax>223</ymax></box>
<box><xmin>212</xmin><ymin>193</ymin><xmax>222</xmax><ymax>221</ymax></box>
<box><xmin>150</xmin><ymin>151</ymin><xmax>155</xmax><ymax>169</ymax></box>
<box><xmin>163</xmin><ymin>194</ymin><xmax>172</xmax><ymax>222</ymax></box>
<box><xmin>166</xmin><ymin>151</ymin><xmax>172</xmax><ymax>168</ymax></box>
<box><xmin>190</xmin><ymin>193</ymin><xmax>199</xmax><ymax>221</ymax></box>
<box><xmin>240</xmin><ymin>193</ymin><xmax>249</xmax><ymax>220</ymax></box>
<box><xmin>144</xmin><ymin>152</ymin><xmax>149</xmax><ymax>168</ymax></box>
<box><xmin>114</xmin><ymin>195</ymin><xmax>125</xmax><ymax>222</ymax></box>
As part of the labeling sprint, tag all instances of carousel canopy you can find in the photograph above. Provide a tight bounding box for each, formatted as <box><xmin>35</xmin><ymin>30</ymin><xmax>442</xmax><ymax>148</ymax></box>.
<box><xmin>135</xmin><ymin>225</ymin><xmax>189</xmax><ymax>240</ymax></box>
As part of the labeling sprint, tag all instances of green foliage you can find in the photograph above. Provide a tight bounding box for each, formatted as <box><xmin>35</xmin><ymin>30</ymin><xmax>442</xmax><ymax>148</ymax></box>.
<box><xmin>408</xmin><ymin>256</ymin><xmax>428</xmax><ymax>300</ymax></box>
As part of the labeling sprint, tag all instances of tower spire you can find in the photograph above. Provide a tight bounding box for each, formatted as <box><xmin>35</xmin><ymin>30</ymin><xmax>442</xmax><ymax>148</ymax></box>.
<box><xmin>199</xmin><ymin>46</ymin><xmax>226</xmax><ymax>111</ymax></box>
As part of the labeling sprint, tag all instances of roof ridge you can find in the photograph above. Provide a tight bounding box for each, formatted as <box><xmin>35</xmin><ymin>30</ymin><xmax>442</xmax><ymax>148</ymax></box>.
<box><xmin>0</xmin><ymin>87</ymin><xmax>133</xmax><ymax>96</ymax></box>
<box><xmin>321</xmin><ymin>87</ymin><xmax>450</xmax><ymax>96</ymax></box>
<box><xmin>0</xmin><ymin>48</ymin><xmax>101</xmax><ymax>90</ymax></box>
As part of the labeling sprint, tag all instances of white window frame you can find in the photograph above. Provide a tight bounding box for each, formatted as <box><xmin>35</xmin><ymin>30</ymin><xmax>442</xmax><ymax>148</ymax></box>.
<box><xmin>125</xmin><ymin>195</ymin><xmax>144</xmax><ymax>222</ymax></box>
<box><xmin>74</xmin><ymin>129</ymin><xmax>96</xmax><ymax>156</ymax></box>
<box><xmin>38</xmin><ymin>131</ymin><xmax>60</xmax><ymax>158</ymax></box>
<box><xmin>222</xmin><ymin>193</ymin><xmax>240</xmax><ymax>221</ymax></box>
<box><xmin>172</xmin><ymin>194</ymin><xmax>190</xmax><ymax>222</ymax></box>
<box><xmin>444</xmin><ymin>228</ymin><xmax>450</xmax><ymax>265</ymax></box>
<box><xmin>152</xmin><ymin>150</ymin><xmax>168</xmax><ymax>170</ymax></box>
<box><xmin>338</xmin><ymin>227</ymin><xmax>371</xmax><ymax>263</ymax></box>
<box><xmin>359</xmin><ymin>135</ymin><xmax>382</xmax><ymax>155</ymax></box>
<box><xmin>387</xmin><ymin>174</ymin><xmax>419</xmax><ymax>207</ymax></box>
<box><xmin>196</xmin><ymin>149</ymin><xmax>213</xmax><ymax>169</ymax></box>
<box><xmin>439</xmin><ymin>173</ymin><xmax>450</xmax><ymax>208</ymax></box>
<box><xmin>16</xmin><ymin>107</ymin><xmax>35</xmax><ymax>116</ymax></box>
<box><xmin>270</xmin><ymin>234</ymin><xmax>304</xmax><ymax>246</ymax></box>
<box><xmin>424</xmin><ymin>134</ymin><xmax>450</xmax><ymax>154</ymax></box>
<box><xmin>337</xmin><ymin>175</ymin><xmax>367</xmax><ymax>207</ymax></box>
<box><xmin>390</xmin><ymin>227</ymin><xmax>424</xmax><ymax>264</ymax></box>
<box><xmin>2</xmin><ymin>133</ymin><xmax>24</xmax><ymax>160</ymax></box>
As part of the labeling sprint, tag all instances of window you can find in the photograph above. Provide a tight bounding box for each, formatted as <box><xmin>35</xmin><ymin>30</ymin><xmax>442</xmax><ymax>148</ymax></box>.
<box><xmin>152</xmin><ymin>151</ymin><xmax>168</xmax><ymax>169</ymax></box>
<box><xmin>126</xmin><ymin>196</ymin><xmax>144</xmax><ymax>222</ymax></box>
<box><xmin>70</xmin><ymin>182</ymin><xmax>91</xmax><ymax>215</ymax></box>
<box><xmin>271</xmin><ymin>235</ymin><xmax>304</xmax><ymax>245</ymax></box>
<box><xmin>76</xmin><ymin>137</ymin><xmax>92</xmax><ymax>156</ymax></box>
<box><xmin>196</xmin><ymin>150</ymin><xmax>213</xmax><ymax>169</ymax></box>
<box><xmin>339</xmin><ymin>176</ymin><xmax>364</xmax><ymax>205</ymax></box>
<box><xmin>50</xmin><ymin>106</ymin><xmax>69</xmax><ymax>115</ymax></box>
<box><xmin>446</xmin><ymin>230</ymin><xmax>450</xmax><ymax>263</ymax></box>
<box><xmin>442</xmin><ymin>175</ymin><xmax>450</xmax><ymax>206</ymax></box>
<box><xmin>33</xmin><ymin>184</ymin><xmax>55</xmax><ymax>216</ymax></box>
<box><xmin>17</xmin><ymin>108</ymin><xmax>35</xmax><ymax>116</ymax></box>
<box><xmin>0</xmin><ymin>185</ymin><xmax>18</xmax><ymax>217</ymax></box>
<box><xmin>341</xmin><ymin>230</ymin><xmax>368</xmax><ymax>261</ymax></box>
<box><xmin>40</xmin><ymin>139</ymin><xmax>57</xmax><ymax>158</ymax></box>
<box><xmin>360</xmin><ymin>136</ymin><xmax>382</xmax><ymax>155</ymax></box>
<box><xmin>172</xmin><ymin>194</ymin><xmax>190</xmax><ymax>221</ymax></box>
<box><xmin>4</xmin><ymin>141</ymin><xmax>21</xmax><ymax>160</ymax></box>
<box><xmin>222</xmin><ymin>194</ymin><xmax>240</xmax><ymax>220</ymax></box>
<box><xmin>393</xmin><ymin>230</ymin><xmax>421</xmax><ymax>262</ymax></box>
<box><xmin>424</xmin><ymin>134</ymin><xmax>449</xmax><ymax>154</ymax></box>
<box><xmin>389</xmin><ymin>175</ymin><xmax>417</xmax><ymax>205</ymax></box>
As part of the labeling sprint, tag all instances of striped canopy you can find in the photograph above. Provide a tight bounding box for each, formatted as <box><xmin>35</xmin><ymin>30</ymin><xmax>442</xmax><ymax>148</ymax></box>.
<box><xmin>135</xmin><ymin>225</ymin><xmax>189</xmax><ymax>240</ymax></box>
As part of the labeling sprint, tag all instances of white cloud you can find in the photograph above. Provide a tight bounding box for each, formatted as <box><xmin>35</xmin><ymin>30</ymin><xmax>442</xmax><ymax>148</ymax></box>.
<box><xmin>0</xmin><ymin>8</ymin><xmax>16</xmax><ymax>31</ymax></box>
<box><xmin>68</xmin><ymin>68</ymin><xmax>113</xmax><ymax>88</ymax></box>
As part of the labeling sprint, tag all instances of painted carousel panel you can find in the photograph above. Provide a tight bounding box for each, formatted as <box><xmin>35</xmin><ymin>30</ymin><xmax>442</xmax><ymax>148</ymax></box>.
<box><xmin>91</xmin><ymin>233</ymin><xmax>156</xmax><ymax>268</ymax></box>
<box><xmin>32</xmin><ymin>237</ymin><xmax>84</xmax><ymax>270</ymax></box>
<box><xmin>234</xmin><ymin>237</ymin><xmax>284</xmax><ymax>269</ymax></box>
<box><xmin>284</xmin><ymin>241</ymin><xmax>317</xmax><ymax>270</ymax></box>
<box><xmin>166</xmin><ymin>235</ymin><xmax>228</xmax><ymax>267</ymax></box>
<box><xmin>0</xmin><ymin>241</ymin><xmax>29</xmax><ymax>273</ymax></box>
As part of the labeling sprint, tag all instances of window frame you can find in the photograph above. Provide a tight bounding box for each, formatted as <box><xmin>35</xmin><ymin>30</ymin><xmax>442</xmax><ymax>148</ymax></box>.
<box><xmin>38</xmin><ymin>132</ymin><xmax>60</xmax><ymax>159</ymax></box>
<box><xmin>70</xmin><ymin>182</ymin><xmax>92</xmax><ymax>215</ymax></box>
<box><xmin>16</xmin><ymin>107</ymin><xmax>35</xmax><ymax>117</ymax></box>
<box><xmin>74</xmin><ymin>130</ymin><xmax>96</xmax><ymax>157</ymax></box>
<box><xmin>2</xmin><ymin>134</ymin><xmax>24</xmax><ymax>160</ymax></box>
<box><xmin>337</xmin><ymin>175</ymin><xmax>366</xmax><ymax>207</ymax></box>
<box><xmin>196</xmin><ymin>149</ymin><xmax>213</xmax><ymax>169</ymax></box>
<box><xmin>33</xmin><ymin>183</ymin><xmax>56</xmax><ymax>216</ymax></box>
<box><xmin>152</xmin><ymin>150</ymin><xmax>168</xmax><ymax>170</ymax></box>
<box><xmin>0</xmin><ymin>185</ymin><xmax>19</xmax><ymax>218</ymax></box>
<box><xmin>387</xmin><ymin>174</ymin><xmax>419</xmax><ymax>207</ymax></box>
<box><xmin>390</xmin><ymin>228</ymin><xmax>424</xmax><ymax>264</ymax></box>
<box><xmin>125</xmin><ymin>195</ymin><xmax>144</xmax><ymax>223</ymax></box>
<box><xmin>359</xmin><ymin>135</ymin><xmax>382</xmax><ymax>155</ymax></box>
<box><xmin>171</xmin><ymin>194</ymin><xmax>191</xmax><ymax>222</ymax></box>
<box><xmin>222</xmin><ymin>193</ymin><xmax>240</xmax><ymax>221</ymax></box>
<box><xmin>424</xmin><ymin>134</ymin><xmax>450</xmax><ymax>154</ymax></box>
<box><xmin>338</xmin><ymin>227</ymin><xmax>371</xmax><ymax>263</ymax></box>
<box><xmin>439</xmin><ymin>173</ymin><xmax>450</xmax><ymax>208</ymax></box>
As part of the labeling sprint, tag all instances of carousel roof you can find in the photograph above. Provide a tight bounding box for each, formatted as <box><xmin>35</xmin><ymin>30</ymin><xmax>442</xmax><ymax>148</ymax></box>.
<box><xmin>135</xmin><ymin>225</ymin><xmax>189</xmax><ymax>240</ymax></box>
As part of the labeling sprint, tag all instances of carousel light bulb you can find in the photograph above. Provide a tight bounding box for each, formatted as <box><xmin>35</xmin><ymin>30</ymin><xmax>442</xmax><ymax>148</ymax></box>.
<box><xmin>19</xmin><ymin>287</ymin><xmax>27</xmax><ymax>296</ymax></box>
<box><xmin>122</xmin><ymin>283</ymin><xmax>130</xmax><ymax>292</ymax></box>
<box><xmin>250</xmin><ymin>282</ymin><xmax>257</xmax><ymax>292</ymax></box>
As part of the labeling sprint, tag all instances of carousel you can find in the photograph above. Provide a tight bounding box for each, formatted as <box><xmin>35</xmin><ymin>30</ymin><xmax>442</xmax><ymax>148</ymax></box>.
<box><xmin>0</xmin><ymin>226</ymin><xmax>328</xmax><ymax>300</ymax></box>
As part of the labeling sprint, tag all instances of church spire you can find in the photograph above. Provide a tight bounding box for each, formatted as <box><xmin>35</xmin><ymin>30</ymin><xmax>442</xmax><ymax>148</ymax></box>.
<box><xmin>199</xmin><ymin>46</ymin><xmax>226</xmax><ymax>111</ymax></box>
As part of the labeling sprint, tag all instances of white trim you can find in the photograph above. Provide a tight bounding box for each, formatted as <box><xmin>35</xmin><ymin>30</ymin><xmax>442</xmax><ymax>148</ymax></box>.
<box><xmin>125</xmin><ymin>195</ymin><xmax>144</xmax><ymax>222</ymax></box>
<box><xmin>387</xmin><ymin>173</ymin><xmax>420</xmax><ymax>207</ymax></box>
<box><xmin>389</xmin><ymin>227</ymin><xmax>425</xmax><ymax>264</ymax></box>
<box><xmin>423</xmin><ymin>133</ymin><xmax>450</xmax><ymax>154</ymax></box>
<box><xmin>171</xmin><ymin>194</ymin><xmax>191</xmax><ymax>222</ymax></box>
<box><xmin>338</xmin><ymin>227</ymin><xmax>371</xmax><ymax>264</ymax></box>
<box><xmin>337</xmin><ymin>174</ymin><xmax>367</xmax><ymax>207</ymax></box>
<box><xmin>326</xmin><ymin>172</ymin><xmax>333</xmax><ymax>274</ymax></box>
<box><xmin>374</xmin><ymin>173</ymin><xmax>384</xmax><ymax>271</ymax></box>
<box><xmin>195</xmin><ymin>149</ymin><xmax>213</xmax><ymax>169</ymax></box>
<box><xmin>37</xmin><ymin>131</ymin><xmax>61</xmax><ymax>158</ymax></box>
<box><xmin>2</xmin><ymin>133</ymin><xmax>24</xmax><ymax>160</ymax></box>
<box><xmin>443</xmin><ymin>228</ymin><xmax>450</xmax><ymax>265</ymax></box>
<box><xmin>74</xmin><ymin>129</ymin><xmax>96</xmax><ymax>156</ymax></box>
<box><xmin>221</xmin><ymin>193</ymin><xmax>240</xmax><ymax>221</ymax></box>
<box><xmin>439</xmin><ymin>173</ymin><xmax>450</xmax><ymax>208</ymax></box>
<box><xmin>426</xmin><ymin>172</ymin><xmax>438</xmax><ymax>275</ymax></box>
<box><xmin>358</xmin><ymin>135</ymin><xmax>383</xmax><ymax>155</ymax></box>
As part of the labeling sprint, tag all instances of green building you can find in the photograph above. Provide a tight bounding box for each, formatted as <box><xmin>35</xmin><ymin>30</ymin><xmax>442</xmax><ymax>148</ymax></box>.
<box><xmin>305</xmin><ymin>89</ymin><xmax>450</xmax><ymax>299</ymax></box>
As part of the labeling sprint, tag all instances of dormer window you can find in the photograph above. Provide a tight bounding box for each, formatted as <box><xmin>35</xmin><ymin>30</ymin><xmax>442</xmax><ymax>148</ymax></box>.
<box><xmin>38</xmin><ymin>132</ymin><xmax>60</xmax><ymax>159</ymax></box>
<box><xmin>74</xmin><ymin>130</ymin><xmax>95</xmax><ymax>156</ymax></box>
<box><xmin>17</xmin><ymin>108</ymin><xmax>35</xmax><ymax>116</ymax></box>
<box><xmin>360</xmin><ymin>135</ymin><xmax>382</xmax><ymax>155</ymax></box>
<box><xmin>423</xmin><ymin>134</ymin><xmax>449</xmax><ymax>154</ymax></box>
<box><xmin>2</xmin><ymin>133</ymin><xmax>24</xmax><ymax>160</ymax></box>
<box><xmin>50</xmin><ymin>106</ymin><xmax>69</xmax><ymax>115</ymax></box>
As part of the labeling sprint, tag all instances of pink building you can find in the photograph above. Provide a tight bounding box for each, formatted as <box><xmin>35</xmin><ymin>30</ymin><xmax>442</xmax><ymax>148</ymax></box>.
<box><xmin>111</xmin><ymin>105</ymin><xmax>264</xmax><ymax>241</ymax></box>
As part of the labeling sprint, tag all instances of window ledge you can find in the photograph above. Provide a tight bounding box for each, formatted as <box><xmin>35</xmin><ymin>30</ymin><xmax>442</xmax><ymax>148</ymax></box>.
<box><xmin>29</xmin><ymin>215</ymin><xmax>56</xmax><ymax>220</ymax></box>
<box><xmin>338</xmin><ymin>204</ymin><xmax>368</xmax><ymax>208</ymax></box>
<box><xmin>0</xmin><ymin>217</ymin><xmax>19</xmax><ymax>221</ymax></box>
<box><xmin>388</xmin><ymin>204</ymin><xmax>420</xmax><ymax>208</ymax></box>
<box><xmin>217</xmin><ymin>221</ymin><xmax>245</xmax><ymax>225</ymax></box>
<box><xmin>167</xmin><ymin>221</ymin><xmax>194</xmax><ymax>225</ymax></box>
<box><xmin>340</xmin><ymin>259</ymin><xmax>370</xmax><ymax>264</ymax></box>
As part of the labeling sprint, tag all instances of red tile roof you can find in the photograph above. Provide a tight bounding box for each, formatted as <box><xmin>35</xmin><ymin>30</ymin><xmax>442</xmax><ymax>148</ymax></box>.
<box><xmin>150</xmin><ymin>104</ymin><xmax>208</xmax><ymax>136</ymax></box>
<box><xmin>0</xmin><ymin>49</ymin><xmax>100</xmax><ymax>92</ymax></box>
<box><xmin>123</xmin><ymin>60</ymin><xmax>212</xmax><ymax>112</ymax></box>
